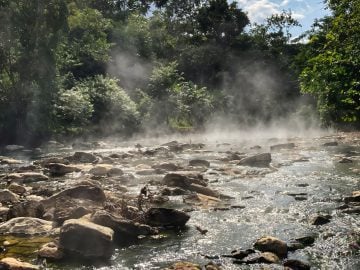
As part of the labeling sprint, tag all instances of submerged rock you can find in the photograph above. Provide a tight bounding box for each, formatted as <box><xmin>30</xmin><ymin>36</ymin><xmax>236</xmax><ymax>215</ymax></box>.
<box><xmin>0</xmin><ymin>217</ymin><xmax>53</xmax><ymax>236</ymax></box>
<box><xmin>0</xmin><ymin>257</ymin><xmax>39</xmax><ymax>270</ymax></box>
<box><xmin>270</xmin><ymin>143</ymin><xmax>295</xmax><ymax>151</ymax></box>
<box><xmin>145</xmin><ymin>208</ymin><xmax>190</xmax><ymax>227</ymax></box>
<box><xmin>189</xmin><ymin>159</ymin><xmax>210</xmax><ymax>167</ymax></box>
<box><xmin>238</xmin><ymin>153</ymin><xmax>272</xmax><ymax>167</ymax></box>
<box><xmin>59</xmin><ymin>219</ymin><xmax>114</xmax><ymax>260</ymax></box>
<box><xmin>253</xmin><ymin>236</ymin><xmax>287</xmax><ymax>258</ymax></box>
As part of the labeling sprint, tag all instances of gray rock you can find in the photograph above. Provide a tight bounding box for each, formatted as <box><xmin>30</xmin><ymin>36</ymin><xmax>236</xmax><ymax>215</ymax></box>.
<box><xmin>46</xmin><ymin>163</ymin><xmax>81</xmax><ymax>176</ymax></box>
<box><xmin>0</xmin><ymin>217</ymin><xmax>53</xmax><ymax>236</ymax></box>
<box><xmin>238</xmin><ymin>153</ymin><xmax>272</xmax><ymax>167</ymax></box>
<box><xmin>69</xmin><ymin>152</ymin><xmax>98</xmax><ymax>163</ymax></box>
<box><xmin>310</xmin><ymin>214</ymin><xmax>331</xmax><ymax>225</ymax></box>
<box><xmin>189</xmin><ymin>159</ymin><xmax>210</xmax><ymax>167</ymax></box>
<box><xmin>7</xmin><ymin>200</ymin><xmax>45</xmax><ymax>219</ymax></box>
<box><xmin>59</xmin><ymin>219</ymin><xmax>114</xmax><ymax>260</ymax></box>
<box><xmin>162</xmin><ymin>172</ymin><xmax>207</xmax><ymax>189</ymax></box>
<box><xmin>145</xmin><ymin>208</ymin><xmax>190</xmax><ymax>227</ymax></box>
<box><xmin>152</xmin><ymin>162</ymin><xmax>179</xmax><ymax>171</ymax></box>
<box><xmin>6</xmin><ymin>172</ymin><xmax>48</xmax><ymax>184</ymax></box>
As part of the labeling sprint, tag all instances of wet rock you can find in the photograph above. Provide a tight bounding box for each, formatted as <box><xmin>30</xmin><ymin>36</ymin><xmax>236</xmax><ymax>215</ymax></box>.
<box><xmin>7</xmin><ymin>200</ymin><xmax>45</xmax><ymax>219</ymax></box>
<box><xmin>34</xmin><ymin>157</ymin><xmax>70</xmax><ymax>167</ymax></box>
<box><xmin>188</xmin><ymin>184</ymin><xmax>219</xmax><ymax>197</ymax></box>
<box><xmin>38</xmin><ymin>242</ymin><xmax>63</xmax><ymax>260</ymax></box>
<box><xmin>323</xmin><ymin>141</ymin><xmax>338</xmax><ymax>147</ymax></box>
<box><xmin>183</xmin><ymin>193</ymin><xmax>221</xmax><ymax>208</ymax></box>
<box><xmin>234</xmin><ymin>252</ymin><xmax>280</xmax><ymax>264</ymax></box>
<box><xmin>69</xmin><ymin>152</ymin><xmax>98</xmax><ymax>163</ymax></box>
<box><xmin>161</xmin><ymin>187</ymin><xmax>188</xmax><ymax>196</ymax></box>
<box><xmin>89</xmin><ymin>165</ymin><xmax>111</xmax><ymax>176</ymax></box>
<box><xmin>344</xmin><ymin>191</ymin><xmax>360</xmax><ymax>204</ymax></box>
<box><xmin>0</xmin><ymin>189</ymin><xmax>19</xmax><ymax>204</ymax></box>
<box><xmin>43</xmin><ymin>184</ymin><xmax>106</xmax><ymax>207</ymax></box>
<box><xmin>91</xmin><ymin>210</ymin><xmax>157</xmax><ymax>241</ymax></box>
<box><xmin>283</xmin><ymin>259</ymin><xmax>310</xmax><ymax>270</ymax></box>
<box><xmin>0</xmin><ymin>157</ymin><xmax>22</xmax><ymax>165</ymax></box>
<box><xmin>238</xmin><ymin>153</ymin><xmax>272</xmax><ymax>167</ymax></box>
<box><xmin>195</xmin><ymin>225</ymin><xmax>208</xmax><ymax>235</ymax></box>
<box><xmin>59</xmin><ymin>219</ymin><xmax>114</xmax><ymax>260</ymax></box>
<box><xmin>4</xmin><ymin>145</ymin><xmax>25</xmax><ymax>152</ymax></box>
<box><xmin>136</xmin><ymin>169</ymin><xmax>158</xmax><ymax>175</ymax></box>
<box><xmin>342</xmin><ymin>206</ymin><xmax>360</xmax><ymax>214</ymax></box>
<box><xmin>270</xmin><ymin>143</ymin><xmax>295</xmax><ymax>151</ymax></box>
<box><xmin>163</xmin><ymin>262</ymin><xmax>201</xmax><ymax>270</ymax></box>
<box><xmin>339</xmin><ymin>157</ymin><xmax>352</xmax><ymax>163</ymax></box>
<box><xmin>189</xmin><ymin>159</ymin><xmax>210</xmax><ymax>167</ymax></box>
<box><xmin>53</xmin><ymin>203</ymin><xmax>92</xmax><ymax>225</ymax></box>
<box><xmin>152</xmin><ymin>163</ymin><xmax>179</xmax><ymax>171</ymax></box>
<box><xmin>107</xmin><ymin>167</ymin><xmax>123</xmax><ymax>176</ymax></box>
<box><xmin>287</xmin><ymin>235</ymin><xmax>315</xmax><ymax>251</ymax></box>
<box><xmin>6</xmin><ymin>172</ymin><xmax>48</xmax><ymax>184</ymax></box>
<box><xmin>7</xmin><ymin>183</ymin><xmax>26</xmax><ymax>196</ymax></box>
<box><xmin>310</xmin><ymin>214</ymin><xmax>331</xmax><ymax>225</ymax></box>
<box><xmin>46</xmin><ymin>163</ymin><xmax>81</xmax><ymax>176</ymax></box>
<box><xmin>162</xmin><ymin>172</ymin><xmax>207</xmax><ymax>189</ymax></box>
<box><xmin>0</xmin><ymin>217</ymin><xmax>53</xmax><ymax>236</ymax></box>
<box><xmin>223</xmin><ymin>249</ymin><xmax>255</xmax><ymax>259</ymax></box>
<box><xmin>145</xmin><ymin>208</ymin><xmax>190</xmax><ymax>228</ymax></box>
<box><xmin>253</xmin><ymin>236</ymin><xmax>287</xmax><ymax>258</ymax></box>
<box><xmin>0</xmin><ymin>207</ymin><xmax>9</xmax><ymax>221</ymax></box>
<box><xmin>0</xmin><ymin>257</ymin><xmax>39</xmax><ymax>270</ymax></box>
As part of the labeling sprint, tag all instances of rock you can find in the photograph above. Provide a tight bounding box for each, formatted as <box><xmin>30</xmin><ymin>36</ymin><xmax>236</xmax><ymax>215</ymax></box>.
<box><xmin>0</xmin><ymin>189</ymin><xmax>20</xmax><ymax>204</ymax></box>
<box><xmin>136</xmin><ymin>169</ymin><xmax>157</xmax><ymax>175</ymax></box>
<box><xmin>342</xmin><ymin>206</ymin><xmax>360</xmax><ymax>214</ymax></box>
<box><xmin>0</xmin><ymin>217</ymin><xmax>53</xmax><ymax>236</ymax></box>
<box><xmin>90</xmin><ymin>210</ymin><xmax>157</xmax><ymax>241</ymax></box>
<box><xmin>339</xmin><ymin>157</ymin><xmax>352</xmax><ymax>163</ymax></box>
<box><xmin>287</xmin><ymin>235</ymin><xmax>315</xmax><ymax>251</ymax></box>
<box><xmin>53</xmin><ymin>203</ymin><xmax>92</xmax><ymax>225</ymax></box>
<box><xmin>8</xmin><ymin>184</ymin><xmax>26</xmax><ymax>195</ymax></box>
<box><xmin>238</xmin><ymin>153</ymin><xmax>272</xmax><ymax>167</ymax></box>
<box><xmin>344</xmin><ymin>191</ymin><xmax>360</xmax><ymax>204</ymax></box>
<box><xmin>234</xmin><ymin>252</ymin><xmax>280</xmax><ymax>264</ymax></box>
<box><xmin>46</xmin><ymin>163</ymin><xmax>81</xmax><ymax>176</ymax></box>
<box><xmin>0</xmin><ymin>257</ymin><xmax>39</xmax><ymax>270</ymax></box>
<box><xmin>0</xmin><ymin>207</ymin><xmax>9</xmax><ymax>222</ymax></box>
<box><xmin>152</xmin><ymin>163</ymin><xmax>179</xmax><ymax>171</ymax></box>
<box><xmin>188</xmin><ymin>184</ymin><xmax>219</xmax><ymax>197</ymax></box>
<box><xmin>183</xmin><ymin>193</ymin><xmax>222</xmax><ymax>208</ymax></box>
<box><xmin>4</xmin><ymin>145</ymin><xmax>25</xmax><ymax>152</ymax></box>
<box><xmin>205</xmin><ymin>262</ymin><xmax>222</xmax><ymax>270</ymax></box>
<box><xmin>6</xmin><ymin>172</ymin><xmax>48</xmax><ymax>184</ymax></box>
<box><xmin>161</xmin><ymin>187</ymin><xmax>188</xmax><ymax>196</ymax></box>
<box><xmin>310</xmin><ymin>214</ymin><xmax>331</xmax><ymax>225</ymax></box>
<box><xmin>7</xmin><ymin>200</ymin><xmax>45</xmax><ymax>219</ymax></box>
<box><xmin>0</xmin><ymin>157</ymin><xmax>22</xmax><ymax>165</ymax></box>
<box><xmin>145</xmin><ymin>208</ymin><xmax>190</xmax><ymax>227</ymax></box>
<box><xmin>162</xmin><ymin>172</ymin><xmax>207</xmax><ymax>189</ymax></box>
<box><xmin>38</xmin><ymin>242</ymin><xmax>63</xmax><ymax>260</ymax></box>
<box><xmin>43</xmin><ymin>184</ymin><xmax>106</xmax><ymax>207</ymax></box>
<box><xmin>189</xmin><ymin>159</ymin><xmax>210</xmax><ymax>167</ymax></box>
<box><xmin>270</xmin><ymin>143</ymin><xmax>295</xmax><ymax>151</ymax></box>
<box><xmin>323</xmin><ymin>141</ymin><xmax>338</xmax><ymax>146</ymax></box>
<box><xmin>163</xmin><ymin>262</ymin><xmax>201</xmax><ymax>270</ymax></box>
<box><xmin>107</xmin><ymin>167</ymin><xmax>123</xmax><ymax>176</ymax></box>
<box><xmin>253</xmin><ymin>236</ymin><xmax>287</xmax><ymax>258</ymax></box>
<box><xmin>223</xmin><ymin>249</ymin><xmax>255</xmax><ymax>259</ymax></box>
<box><xmin>69</xmin><ymin>152</ymin><xmax>98</xmax><ymax>163</ymax></box>
<box><xmin>34</xmin><ymin>157</ymin><xmax>70</xmax><ymax>167</ymax></box>
<box><xmin>283</xmin><ymin>259</ymin><xmax>310</xmax><ymax>270</ymax></box>
<box><xmin>59</xmin><ymin>219</ymin><xmax>114</xmax><ymax>260</ymax></box>
<box><xmin>89</xmin><ymin>165</ymin><xmax>111</xmax><ymax>176</ymax></box>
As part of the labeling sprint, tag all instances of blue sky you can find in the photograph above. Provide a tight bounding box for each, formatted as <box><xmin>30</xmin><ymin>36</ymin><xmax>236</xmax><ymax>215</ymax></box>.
<box><xmin>233</xmin><ymin>0</ymin><xmax>329</xmax><ymax>37</ymax></box>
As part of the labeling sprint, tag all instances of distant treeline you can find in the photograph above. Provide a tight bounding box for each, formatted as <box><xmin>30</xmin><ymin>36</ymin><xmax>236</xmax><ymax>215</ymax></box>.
<box><xmin>0</xmin><ymin>0</ymin><xmax>359</xmax><ymax>145</ymax></box>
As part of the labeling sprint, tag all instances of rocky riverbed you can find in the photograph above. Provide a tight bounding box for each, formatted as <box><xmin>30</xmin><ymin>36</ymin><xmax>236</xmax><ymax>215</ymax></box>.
<box><xmin>0</xmin><ymin>131</ymin><xmax>359</xmax><ymax>269</ymax></box>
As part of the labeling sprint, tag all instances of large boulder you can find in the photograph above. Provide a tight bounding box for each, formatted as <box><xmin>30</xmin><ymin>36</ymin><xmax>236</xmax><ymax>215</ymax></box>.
<box><xmin>253</xmin><ymin>236</ymin><xmax>288</xmax><ymax>258</ymax></box>
<box><xmin>238</xmin><ymin>153</ymin><xmax>272</xmax><ymax>167</ymax></box>
<box><xmin>0</xmin><ymin>257</ymin><xmax>39</xmax><ymax>270</ymax></box>
<box><xmin>59</xmin><ymin>219</ymin><xmax>114</xmax><ymax>260</ymax></box>
<box><xmin>162</xmin><ymin>172</ymin><xmax>207</xmax><ymax>189</ymax></box>
<box><xmin>42</xmin><ymin>184</ymin><xmax>106</xmax><ymax>207</ymax></box>
<box><xmin>0</xmin><ymin>217</ymin><xmax>53</xmax><ymax>236</ymax></box>
<box><xmin>145</xmin><ymin>208</ymin><xmax>190</xmax><ymax>228</ymax></box>
<box><xmin>90</xmin><ymin>210</ymin><xmax>157</xmax><ymax>241</ymax></box>
<box><xmin>5</xmin><ymin>172</ymin><xmax>48</xmax><ymax>184</ymax></box>
<box><xmin>46</xmin><ymin>163</ymin><xmax>81</xmax><ymax>176</ymax></box>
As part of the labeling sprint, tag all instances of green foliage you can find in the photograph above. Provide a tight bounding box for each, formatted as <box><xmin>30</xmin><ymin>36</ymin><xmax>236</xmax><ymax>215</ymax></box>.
<box><xmin>300</xmin><ymin>0</ymin><xmax>360</xmax><ymax>126</ymax></box>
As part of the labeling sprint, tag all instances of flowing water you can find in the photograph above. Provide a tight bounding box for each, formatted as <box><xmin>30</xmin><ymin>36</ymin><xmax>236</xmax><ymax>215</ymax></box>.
<box><xmin>1</xmin><ymin>132</ymin><xmax>359</xmax><ymax>269</ymax></box>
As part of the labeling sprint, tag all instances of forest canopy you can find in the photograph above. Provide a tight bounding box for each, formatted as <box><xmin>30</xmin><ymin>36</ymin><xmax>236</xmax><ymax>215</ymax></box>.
<box><xmin>0</xmin><ymin>0</ymin><xmax>359</xmax><ymax>145</ymax></box>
